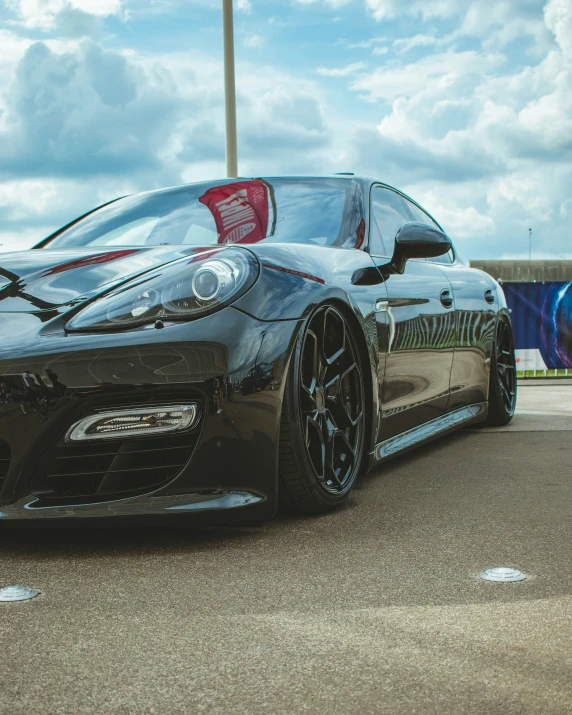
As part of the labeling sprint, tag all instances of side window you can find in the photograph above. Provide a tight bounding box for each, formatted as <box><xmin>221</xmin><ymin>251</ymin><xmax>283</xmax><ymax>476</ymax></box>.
<box><xmin>369</xmin><ymin>186</ymin><xmax>412</xmax><ymax>256</ymax></box>
<box><xmin>406</xmin><ymin>201</ymin><xmax>439</xmax><ymax>228</ymax></box>
<box><xmin>403</xmin><ymin>197</ymin><xmax>454</xmax><ymax>264</ymax></box>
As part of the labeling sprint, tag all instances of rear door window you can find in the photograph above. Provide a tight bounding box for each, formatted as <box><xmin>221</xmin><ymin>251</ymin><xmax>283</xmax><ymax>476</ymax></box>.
<box><xmin>405</xmin><ymin>200</ymin><xmax>440</xmax><ymax>229</ymax></box>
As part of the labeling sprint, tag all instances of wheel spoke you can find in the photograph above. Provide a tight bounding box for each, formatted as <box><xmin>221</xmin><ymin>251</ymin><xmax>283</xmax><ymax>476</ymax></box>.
<box><xmin>326</xmin><ymin>347</ymin><xmax>344</xmax><ymax>366</ymax></box>
<box><xmin>312</xmin><ymin>318</ymin><xmax>329</xmax><ymax>385</ymax></box>
<box><xmin>324</xmin><ymin>373</ymin><xmax>340</xmax><ymax>404</ymax></box>
<box><xmin>501</xmin><ymin>383</ymin><xmax>512</xmax><ymax>405</ymax></box>
<box><xmin>306</xmin><ymin>414</ymin><xmax>325</xmax><ymax>480</ymax></box>
<box><xmin>317</xmin><ymin>350</ymin><xmax>328</xmax><ymax>386</ymax></box>
<box><xmin>301</xmin><ymin>330</ymin><xmax>319</xmax><ymax>396</ymax></box>
<box><xmin>331</xmin><ymin>430</ymin><xmax>355</xmax><ymax>486</ymax></box>
<box><xmin>300</xmin><ymin>388</ymin><xmax>317</xmax><ymax>414</ymax></box>
<box><xmin>341</xmin><ymin>363</ymin><xmax>363</xmax><ymax>427</ymax></box>
<box><xmin>323</xmin><ymin>425</ymin><xmax>339</xmax><ymax>486</ymax></box>
<box><xmin>323</xmin><ymin>307</ymin><xmax>345</xmax><ymax>366</ymax></box>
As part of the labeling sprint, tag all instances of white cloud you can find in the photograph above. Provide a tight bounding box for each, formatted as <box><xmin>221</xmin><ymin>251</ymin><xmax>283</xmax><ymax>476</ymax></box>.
<box><xmin>235</xmin><ymin>0</ymin><xmax>252</xmax><ymax>14</ymax></box>
<box><xmin>364</xmin><ymin>0</ymin><xmax>403</xmax><ymax>21</ymax></box>
<box><xmin>393</xmin><ymin>33</ymin><xmax>445</xmax><ymax>53</ymax></box>
<box><xmin>0</xmin><ymin>30</ymin><xmax>335</xmax><ymax>250</ymax></box>
<box><xmin>351</xmin><ymin>50</ymin><xmax>505</xmax><ymax>101</ymax></box>
<box><xmin>54</xmin><ymin>7</ymin><xmax>103</xmax><ymax>38</ymax></box>
<box><xmin>1</xmin><ymin>0</ymin><xmax>571</xmax><ymax>260</ymax></box>
<box><xmin>0</xmin><ymin>178</ymin><xmax>59</xmax><ymax>220</ymax></box>
<box><xmin>244</xmin><ymin>34</ymin><xmax>264</xmax><ymax>48</ymax></box>
<box><xmin>295</xmin><ymin>0</ymin><xmax>353</xmax><ymax>7</ymax></box>
<box><xmin>0</xmin><ymin>175</ymin><xmax>138</xmax><ymax>251</ymax></box>
<box><xmin>544</xmin><ymin>0</ymin><xmax>572</xmax><ymax>58</ymax></box>
<box><xmin>317</xmin><ymin>61</ymin><xmax>367</xmax><ymax>77</ymax></box>
<box><xmin>344</xmin><ymin>36</ymin><xmax>386</xmax><ymax>49</ymax></box>
<box><xmin>0</xmin><ymin>28</ymin><xmax>32</xmax><ymax>69</ymax></box>
<box><xmin>365</xmin><ymin>0</ymin><xmax>460</xmax><ymax>22</ymax></box>
<box><xmin>427</xmin><ymin>202</ymin><xmax>496</xmax><ymax>240</ymax></box>
<box><xmin>335</xmin><ymin>0</ymin><xmax>572</xmax><ymax>258</ymax></box>
<box><xmin>0</xmin><ymin>41</ymin><xmax>183</xmax><ymax>179</ymax></box>
<box><xmin>3</xmin><ymin>0</ymin><xmax>123</xmax><ymax>29</ymax></box>
<box><xmin>0</xmin><ymin>226</ymin><xmax>55</xmax><ymax>252</ymax></box>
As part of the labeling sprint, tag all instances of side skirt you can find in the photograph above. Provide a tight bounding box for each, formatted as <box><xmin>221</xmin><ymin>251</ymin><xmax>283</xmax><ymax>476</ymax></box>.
<box><xmin>372</xmin><ymin>402</ymin><xmax>488</xmax><ymax>463</ymax></box>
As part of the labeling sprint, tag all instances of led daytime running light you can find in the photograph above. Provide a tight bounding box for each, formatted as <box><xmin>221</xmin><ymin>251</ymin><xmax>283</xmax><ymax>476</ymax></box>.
<box><xmin>66</xmin><ymin>404</ymin><xmax>199</xmax><ymax>441</ymax></box>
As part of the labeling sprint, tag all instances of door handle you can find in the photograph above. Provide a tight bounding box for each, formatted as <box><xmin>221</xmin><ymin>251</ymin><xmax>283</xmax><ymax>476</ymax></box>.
<box><xmin>484</xmin><ymin>288</ymin><xmax>495</xmax><ymax>304</ymax></box>
<box><xmin>440</xmin><ymin>289</ymin><xmax>453</xmax><ymax>309</ymax></box>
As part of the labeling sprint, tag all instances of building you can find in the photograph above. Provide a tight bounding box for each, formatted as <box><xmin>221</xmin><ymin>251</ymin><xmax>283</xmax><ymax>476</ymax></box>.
<box><xmin>470</xmin><ymin>260</ymin><xmax>572</xmax><ymax>283</ymax></box>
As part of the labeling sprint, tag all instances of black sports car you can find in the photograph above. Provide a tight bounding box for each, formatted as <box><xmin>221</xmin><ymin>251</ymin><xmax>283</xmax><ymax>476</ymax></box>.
<box><xmin>0</xmin><ymin>176</ymin><xmax>516</xmax><ymax>523</ymax></box>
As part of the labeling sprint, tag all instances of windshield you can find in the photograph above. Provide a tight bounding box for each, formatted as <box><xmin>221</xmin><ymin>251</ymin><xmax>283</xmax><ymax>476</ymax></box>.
<box><xmin>42</xmin><ymin>178</ymin><xmax>361</xmax><ymax>250</ymax></box>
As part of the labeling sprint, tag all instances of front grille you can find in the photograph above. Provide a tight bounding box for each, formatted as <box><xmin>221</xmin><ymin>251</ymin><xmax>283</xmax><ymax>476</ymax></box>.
<box><xmin>0</xmin><ymin>440</ymin><xmax>10</xmax><ymax>489</ymax></box>
<box><xmin>31</xmin><ymin>431</ymin><xmax>200</xmax><ymax>503</ymax></box>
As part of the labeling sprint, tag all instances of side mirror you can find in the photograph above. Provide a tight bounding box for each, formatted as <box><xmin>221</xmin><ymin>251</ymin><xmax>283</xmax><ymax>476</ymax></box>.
<box><xmin>385</xmin><ymin>222</ymin><xmax>452</xmax><ymax>275</ymax></box>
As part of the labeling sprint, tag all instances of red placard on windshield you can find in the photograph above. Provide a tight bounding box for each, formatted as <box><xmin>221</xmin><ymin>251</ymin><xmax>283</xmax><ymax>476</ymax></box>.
<box><xmin>199</xmin><ymin>180</ymin><xmax>270</xmax><ymax>244</ymax></box>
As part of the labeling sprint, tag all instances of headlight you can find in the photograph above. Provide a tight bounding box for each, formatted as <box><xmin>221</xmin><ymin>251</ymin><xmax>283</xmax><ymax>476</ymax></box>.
<box><xmin>66</xmin><ymin>247</ymin><xmax>258</xmax><ymax>331</ymax></box>
<box><xmin>191</xmin><ymin>260</ymin><xmax>235</xmax><ymax>302</ymax></box>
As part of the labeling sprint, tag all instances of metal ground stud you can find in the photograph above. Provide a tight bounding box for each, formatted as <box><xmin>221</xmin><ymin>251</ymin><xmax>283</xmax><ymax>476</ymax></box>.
<box><xmin>479</xmin><ymin>567</ymin><xmax>527</xmax><ymax>582</ymax></box>
<box><xmin>0</xmin><ymin>586</ymin><xmax>40</xmax><ymax>602</ymax></box>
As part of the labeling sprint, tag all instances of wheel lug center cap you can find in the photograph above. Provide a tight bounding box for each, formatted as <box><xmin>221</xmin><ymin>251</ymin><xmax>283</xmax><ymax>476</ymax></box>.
<box><xmin>316</xmin><ymin>386</ymin><xmax>326</xmax><ymax>413</ymax></box>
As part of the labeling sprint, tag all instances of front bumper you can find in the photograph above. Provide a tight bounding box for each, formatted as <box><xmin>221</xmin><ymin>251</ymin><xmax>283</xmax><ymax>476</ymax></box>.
<box><xmin>0</xmin><ymin>307</ymin><xmax>301</xmax><ymax>522</ymax></box>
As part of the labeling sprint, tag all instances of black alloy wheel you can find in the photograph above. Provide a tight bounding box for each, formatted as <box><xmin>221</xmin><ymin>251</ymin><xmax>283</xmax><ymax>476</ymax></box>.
<box><xmin>279</xmin><ymin>304</ymin><xmax>366</xmax><ymax>513</ymax></box>
<box><xmin>486</xmin><ymin>316</ymin><xmax>517</xmax><ymax>425</ymax></box>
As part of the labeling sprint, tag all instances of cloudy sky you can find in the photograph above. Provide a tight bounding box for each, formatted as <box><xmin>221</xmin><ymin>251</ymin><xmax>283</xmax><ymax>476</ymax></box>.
<box><xmin>0</xmin><ymin>0</ymin><xmax>570</xmax><ymax>259</ymax></box>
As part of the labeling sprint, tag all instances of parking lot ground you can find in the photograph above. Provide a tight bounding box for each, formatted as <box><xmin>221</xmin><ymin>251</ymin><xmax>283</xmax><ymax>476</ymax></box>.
<box><xmin>1</xmin><ymin>382</ymin><xmax>571</xmax><ymax>714</ymax></box>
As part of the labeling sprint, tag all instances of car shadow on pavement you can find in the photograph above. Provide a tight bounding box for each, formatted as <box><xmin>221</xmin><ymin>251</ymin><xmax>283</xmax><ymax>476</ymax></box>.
<box><xmin>1</xmin><ymin>424</ymin><xmax>570</xmax><ymax>611</ymax></box>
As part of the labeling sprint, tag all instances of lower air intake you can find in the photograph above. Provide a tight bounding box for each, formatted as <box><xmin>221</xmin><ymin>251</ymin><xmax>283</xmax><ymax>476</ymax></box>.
<box><xmin>31</xmin><ymin>425</ymin><xmax>201</xmax><ymax>504</ymax></box>
<box><xmin>0</xmin><ymin>440</ymin><xmax>11</xmax><ymax>488</ymax></box>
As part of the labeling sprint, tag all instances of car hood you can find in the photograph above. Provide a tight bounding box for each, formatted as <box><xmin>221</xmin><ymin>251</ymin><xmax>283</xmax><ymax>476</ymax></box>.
<box><xmin>0</xmin><ymin>246</ymin><xmax>216</xmax><ymax>313</ymax></box>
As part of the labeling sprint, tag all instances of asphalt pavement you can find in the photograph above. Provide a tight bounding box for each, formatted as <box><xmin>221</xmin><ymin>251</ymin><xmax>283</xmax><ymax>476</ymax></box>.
<box><xmin>1</xmin><ymin>383</ymin><xmax>571</xmax><ymax>714</ymax></box>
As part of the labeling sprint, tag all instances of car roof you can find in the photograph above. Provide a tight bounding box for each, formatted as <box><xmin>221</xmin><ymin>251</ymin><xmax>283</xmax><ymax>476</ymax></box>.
<box><xmin>143</xmin><ymin>174</ymin><xmax>372</xmax><ymax>189</ymax></box>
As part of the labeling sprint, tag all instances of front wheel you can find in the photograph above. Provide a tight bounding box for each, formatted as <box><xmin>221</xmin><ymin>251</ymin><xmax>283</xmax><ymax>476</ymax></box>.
<box><xmin>278</xmin><ymin>304</ymin><xmax>366</xmax><ymax>513</ymax></box>
<box><xmin>486</xmin><ymin>316</ymin><xmax>517</xmax><ymax>425</ymax></box>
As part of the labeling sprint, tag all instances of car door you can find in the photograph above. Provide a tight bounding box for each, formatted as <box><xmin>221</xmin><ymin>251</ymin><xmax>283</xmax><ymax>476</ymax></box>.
<box><xmin>401</xmin><ymin>196</ymin><xmax>495</xmax><ymax>409</ymax></box>
<box><xmin>439</xmin><ymin>263</ymin><xmax>497</xmax><ymax>409</ymax></box>
<box><xmin>369</xmin><ymin>185</ymin><xmax>455</xmax><ymax>441</ymax></box>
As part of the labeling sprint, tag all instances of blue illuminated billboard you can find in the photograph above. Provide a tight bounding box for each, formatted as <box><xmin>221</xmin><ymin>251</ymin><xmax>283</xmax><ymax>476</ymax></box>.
<box><xmin>503</xmin><ymin>281</ymin><xmax>572</xmax><ymax>370</ymax></box>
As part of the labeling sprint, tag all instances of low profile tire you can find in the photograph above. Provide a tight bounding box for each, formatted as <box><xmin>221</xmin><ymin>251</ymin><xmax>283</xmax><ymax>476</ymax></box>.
<box><xmin>279</xmin><ymin>304</ymin><xmax>366</xmax><ymax>514</ymax></box>
<box><xmin>486</xmin><ymin>316</ymin><xmax>517</xmax><ymax>426</ymax></box>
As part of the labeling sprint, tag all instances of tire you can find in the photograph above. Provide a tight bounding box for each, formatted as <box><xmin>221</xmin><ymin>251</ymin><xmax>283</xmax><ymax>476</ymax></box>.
<box><xmin>278</xmin><ymin>304</ymin><xmax>366</xmax><ymax>513</ymax></box>
<box><xmin>486</xmin><ymin>315</ymin><xmax>517</xmax><ymax>425</ymax></box>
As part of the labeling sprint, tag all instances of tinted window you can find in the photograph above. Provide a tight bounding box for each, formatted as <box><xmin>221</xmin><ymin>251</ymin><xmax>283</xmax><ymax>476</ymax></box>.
<box><xmin>406</xmin><ymin>200</ymin><xmax>439</xmax><ymax>228</ymax></box>
<box><xmin>44</xmin><ymin>178</ymin><xmax>358</xmax><ymax>249</ymax></box>
<box><xmin>369</xmin><ymin>186</ymin><xmax>412</xmax><ymax>256</ymax></box>
<box><xmin>403</xmin><ymin>197</ymin><xmax>454</xmax><ymax>264</ymax></box>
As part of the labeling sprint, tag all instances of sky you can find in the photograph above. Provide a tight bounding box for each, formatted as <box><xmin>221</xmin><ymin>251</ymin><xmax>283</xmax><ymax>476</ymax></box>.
<box><xmin>0</xmin><ymin>0</ymin><xmax>570</xmax><ymax>259</ymax></box>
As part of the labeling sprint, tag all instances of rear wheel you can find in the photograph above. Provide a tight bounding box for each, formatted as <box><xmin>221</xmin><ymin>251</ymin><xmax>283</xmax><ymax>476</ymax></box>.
<box><xmin>486</xmin><ymin>316</ymin><xmax>517</xmax><ymax>425</ymax></box>
<box><xmin>279</xmin><ymin>304</ymin><xmax>365</xmax><ymax>513</ymax></box>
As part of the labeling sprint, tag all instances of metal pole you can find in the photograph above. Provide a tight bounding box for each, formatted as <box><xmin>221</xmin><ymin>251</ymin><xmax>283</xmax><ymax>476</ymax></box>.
<box><xmin>528</xmin><ymin>227</ymin><xmax>532</xmax><ymax>281</ymax></box>
<box><xmin>222</xmin><ymin>0</ymin><xmax>238</xmax><ymax>178</ymax></box>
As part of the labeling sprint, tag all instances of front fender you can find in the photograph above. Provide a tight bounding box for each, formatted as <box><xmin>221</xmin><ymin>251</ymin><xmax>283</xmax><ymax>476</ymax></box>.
<box><xmin>234</xmin><ymin>244</ymin><xmax>381</xmax><ymax>321</ymax></box>
<box><xmin>234</xmin><ymin>244</ymin><xmax>386</xmax><ymax>468</ymax></box>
